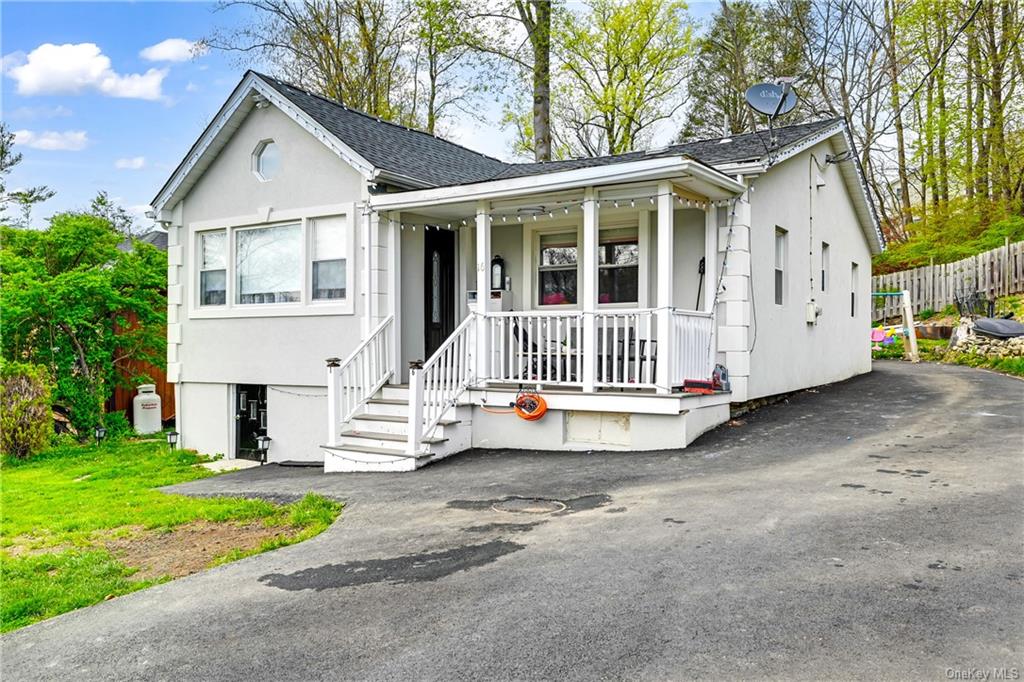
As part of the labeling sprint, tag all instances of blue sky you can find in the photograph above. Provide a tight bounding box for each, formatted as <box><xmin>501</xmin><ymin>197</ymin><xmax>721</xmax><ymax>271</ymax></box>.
<box><xmin>3</xmin><ymin>1</ymin><xmax>719</xmax><ymax>230</ymax></box>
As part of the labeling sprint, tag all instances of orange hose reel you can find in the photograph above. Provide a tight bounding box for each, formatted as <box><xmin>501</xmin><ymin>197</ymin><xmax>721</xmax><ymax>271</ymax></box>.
<box><xmin>513</xmin><ymin>393</ymin><xmax>548</xmax><ymax>421</ymax></box>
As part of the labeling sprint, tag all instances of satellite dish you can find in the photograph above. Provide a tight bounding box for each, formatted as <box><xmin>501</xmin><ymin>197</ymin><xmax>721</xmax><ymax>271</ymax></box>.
<box><xmin>745</xmin><ymin>83</ymin><xmax>798</xmax><ymax>117</ymax></box>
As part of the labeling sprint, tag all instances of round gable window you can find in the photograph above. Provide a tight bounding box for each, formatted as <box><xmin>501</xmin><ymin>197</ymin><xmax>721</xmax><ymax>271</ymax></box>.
<box><xmin>253</xmin><ymin>140</ymin><xmax>280</xmax><ymax>181</ymax></box>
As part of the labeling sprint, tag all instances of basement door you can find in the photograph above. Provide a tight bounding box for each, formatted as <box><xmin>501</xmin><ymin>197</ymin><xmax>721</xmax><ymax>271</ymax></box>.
<box><xmin>424</xmin><ymin>227</ymin><xmax>456</xmax><ymax>358</ymax></box>
<box><xmin>235</xmin><ymin>384</ymin><xmax>267</xmax><ymax>461</ymax></box>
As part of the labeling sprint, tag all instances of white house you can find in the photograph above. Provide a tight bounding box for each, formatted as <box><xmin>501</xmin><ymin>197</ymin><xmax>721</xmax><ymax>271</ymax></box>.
<box><xmin>152</xmin><ymin>71</ymin><xmax>883</xmax><ymax>472</ymax></box>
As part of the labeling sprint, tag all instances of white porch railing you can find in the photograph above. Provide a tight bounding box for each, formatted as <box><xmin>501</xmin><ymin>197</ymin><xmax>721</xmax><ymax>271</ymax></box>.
<box><xmin>407</xmin><ymin>314</ymin><xmax>477</xmax><ymax>452</ymax></box>
<box><xmin>478</xmin><ymin>307</ymin><xmax>715</xmax><ymax>391</ymax></box>
<box><xmin>669</xmin><ymin>309</ymin><xmax>715</xmax><ymax>384</ymax></box>
<box><xmin>326</xmin><ymin>315</ymin><xmax>395</xmax><ymax>443</ymax></box>
<box><xmin>594</xmin><ymin>308</ymin><xmax>658</xmax><ymax>388</ymax></box>
<box><xmin>484</xmin><ymin>311</ymin><xmax>585</xmax><ymax>387</ymax></box>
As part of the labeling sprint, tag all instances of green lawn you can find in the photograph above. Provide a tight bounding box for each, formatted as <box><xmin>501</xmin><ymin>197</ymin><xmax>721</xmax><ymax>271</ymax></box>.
<box><xmin>1</xmin><ymin>441</ymin><xmax>340</xmax><ymax>632</ymax></box>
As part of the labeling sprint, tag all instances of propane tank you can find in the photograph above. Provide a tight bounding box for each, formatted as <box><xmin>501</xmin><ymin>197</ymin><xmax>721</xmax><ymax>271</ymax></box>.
<box><xmin>132</xmin><ymin>384</ymin><xmax>162</xmax><ymax>434</ymax></box>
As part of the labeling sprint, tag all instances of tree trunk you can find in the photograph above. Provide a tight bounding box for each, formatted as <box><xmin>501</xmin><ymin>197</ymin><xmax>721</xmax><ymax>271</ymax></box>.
<box><xmin>885</xmin><ymin>0</ymin><xmax>912</xmax><ymax>225</ymax></box>
<box><xmin>519</xmin><ymin>0</ymin><xmax>552</xmax><ymax>162</ymax></box>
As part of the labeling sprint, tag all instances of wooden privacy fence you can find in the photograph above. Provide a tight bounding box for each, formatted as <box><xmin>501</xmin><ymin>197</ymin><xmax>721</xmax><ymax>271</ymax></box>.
<box><xmin>872</xmin><ymin>239</ymin><xmax>1024</xmax><ymax>322</ymax></box>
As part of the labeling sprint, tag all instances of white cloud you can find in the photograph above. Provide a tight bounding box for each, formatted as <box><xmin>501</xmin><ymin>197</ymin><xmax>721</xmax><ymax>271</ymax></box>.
<box><xmin>185</xmin><ymin>81</ymin><xmax>199</xmax><ymax>93</ymax></box>
<box><xmin>140</xmin><ymin>38</ymin><xmax>205</xmax><ymax>62</ymax></box>
<box><xmin>115</xmin><ymin>156</ymin><xmax>146</xmax><ymax>170</ymax></box>
<box><xmin>4</xmin><ymin>43</ymin><xmax>167</xmax><ymax>100</ymax></box>
<box><xmin>13</xmin><ymin>129</ymin><xmax>89</xmax><ymax>151</ymax></box>
<box><xmin>6</xmin><ymin>104</ymin><xmax>73</xmax><ymax>120</ymax></box>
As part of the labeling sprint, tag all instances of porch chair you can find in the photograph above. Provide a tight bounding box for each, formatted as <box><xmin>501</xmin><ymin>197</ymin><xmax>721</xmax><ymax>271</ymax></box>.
<box><xmin>512</xmin><ymin>320</ymin><xmax>559</xmax><ymax>383</ymax></box>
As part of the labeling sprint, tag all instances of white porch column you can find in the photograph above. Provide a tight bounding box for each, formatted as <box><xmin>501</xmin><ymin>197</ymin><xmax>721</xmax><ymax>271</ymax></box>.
<box><xmin>655</xmin><ymin>180</ymin><xmax>674</xmax><ymax>394</ymax></box>
<box><xmin>387</xmin><ymin>211</ymin><xmax>402</xmax><ymax>381</ymax></box>
<box><xmin>581</xmin><ymin>187</ymin><xmax>599</xmax><ymax>392</ymax></box>
<box><xmin>717</xmin><ymin>182</ymin><xmax>752</xmax><ymax>401</ymax></box>
<box><xmin>475</xmin><ymin>201</ymin><xmax>490</xmax><ymax>382</ymax></box>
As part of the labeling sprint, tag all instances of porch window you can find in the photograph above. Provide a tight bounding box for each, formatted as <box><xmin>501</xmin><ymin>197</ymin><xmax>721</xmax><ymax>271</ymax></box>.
<box><xmin>774</xmin><ymin>227</ymin><xmax>787</xmax><ymax>306</ymax></box>
<box><xmin>538</xmin><ymin>232</ymin><xmax>578</xmax><ymax>305</ymax></box>
<box><xmin>311</xmin><ymin>216</ymin><xmax>347</xmax><ymax>300</ymax></box>
<box><xmin>236</xmin><ymin>223</ymin><xmax>302</xmax><ymax>304</ymax></box>
<box><xmin>199</xmin><ymin>230</ymin><xmax>226</xmax><ymax>306</ymax></box>
<box><xmin>598</xmin><ymin>227</ymin><xmax>639</xmax><ymax>304</ymax></box>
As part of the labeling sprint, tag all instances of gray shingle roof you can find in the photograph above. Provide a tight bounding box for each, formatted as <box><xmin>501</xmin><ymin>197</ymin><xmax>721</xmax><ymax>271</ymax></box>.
<box><xmin>255</xmin><ymin>73</ymin><xmax>507</xmax><ymax>187</ymax></box>
<box><xmin>255</xmin><ymin>72</ymin><xmax>841</xmax><ymax>189</ymax></box>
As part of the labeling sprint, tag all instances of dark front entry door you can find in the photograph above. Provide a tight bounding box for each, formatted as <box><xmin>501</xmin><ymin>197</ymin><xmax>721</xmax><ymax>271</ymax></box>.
<box><xmin>424</xmin><ymin>227</ymin><xmax>456</xmax><ymax>358</ymax></box>
<box><xmin>235</xmin><ymin>384</ymin><xmax>267</xmax><ymax>461</ymax></box>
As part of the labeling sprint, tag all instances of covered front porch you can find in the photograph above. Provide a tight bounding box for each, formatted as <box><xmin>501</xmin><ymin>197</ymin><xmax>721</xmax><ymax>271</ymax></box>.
<box><xmin>387</xmin><ymin>171</ymin><xmax>743</xmax><ymax>397</ymax></box>
<box><xmin>324</xmin><ymin>158</ymin><xmax>746</xmax><ymax>466</ymax></box>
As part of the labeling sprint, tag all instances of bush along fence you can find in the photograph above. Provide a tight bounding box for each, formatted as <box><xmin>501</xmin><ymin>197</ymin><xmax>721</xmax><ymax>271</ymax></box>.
<box><xmin>873</xmin><ymin>239</ymin><xmax>1024</xmax><ymax>322</ymax></box>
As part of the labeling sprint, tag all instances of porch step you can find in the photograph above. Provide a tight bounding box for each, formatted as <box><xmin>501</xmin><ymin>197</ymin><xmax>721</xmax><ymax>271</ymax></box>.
<box><xmin>323</xmin><ymin>385</ymin><xmax>472</xmax><ymax>473</ymax></box>
<box><xmin>341</xmin><ymin>429</ymin><xmax>447</xmax><ymax>445</ymax></box>
<box><xmin>351</xmin><ymin>413</ymin><xmax>459</xmax><ymax>426</ymax></box>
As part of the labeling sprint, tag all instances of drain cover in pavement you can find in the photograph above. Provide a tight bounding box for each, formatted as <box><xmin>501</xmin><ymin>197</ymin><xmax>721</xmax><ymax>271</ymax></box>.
<box><xmin>491</xmin><ymin>498</ymin><xmax>567</xmax><ymax>514</ymax></box>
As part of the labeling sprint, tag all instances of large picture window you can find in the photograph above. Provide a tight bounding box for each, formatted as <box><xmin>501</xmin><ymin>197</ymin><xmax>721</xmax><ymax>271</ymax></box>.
<box><xmin>199</xmin><ymin>230</ymin><xmax>226</xmax><ymax>306</ymax></box>
<box><xmin>235</xmin><ymin>223</ymin><xmax>302</xmax><ymax>304</ymax></box>
<box><xmin>311</xmin><ymin>216</ymin><xmax>347</xmax><ymax>300</ymax></box>
<box><xmin>598</xmin><ymin>227</ymin><xmax>638</xmax><ymax>304</ymax></box>
<box><xmin>538</xmin><ymin>232</ymin><xmax>578</xmax><ymax>305</ymax></box>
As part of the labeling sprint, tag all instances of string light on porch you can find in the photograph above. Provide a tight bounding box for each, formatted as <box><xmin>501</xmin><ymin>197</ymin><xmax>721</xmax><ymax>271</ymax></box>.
<box><xmin>382</xmin><ymin>190</ymin><xmax>720</xmax><ymax>232</ymax></box>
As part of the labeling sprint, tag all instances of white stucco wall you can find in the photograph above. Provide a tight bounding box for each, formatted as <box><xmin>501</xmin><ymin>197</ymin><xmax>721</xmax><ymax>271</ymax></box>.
<box><xmin>171</xmin><ymin>104</ymin><xmax>367</xmax><ymax>459</ymax></box>
<box><xmin>745</xmin><ymin>141</ymin><xmax>874</xmax><ymax>399</ymax></box>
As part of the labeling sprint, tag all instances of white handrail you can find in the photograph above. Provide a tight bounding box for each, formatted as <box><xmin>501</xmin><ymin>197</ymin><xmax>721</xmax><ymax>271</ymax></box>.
<box><xmin>326</xmin><ymin>315</ymin><xmax>395</xmax><ymax>443</ymax></box>
<box><xmin>407</xmin><ymin>314</ymin><xmax>477</xmax><ymax>452</ymax></box>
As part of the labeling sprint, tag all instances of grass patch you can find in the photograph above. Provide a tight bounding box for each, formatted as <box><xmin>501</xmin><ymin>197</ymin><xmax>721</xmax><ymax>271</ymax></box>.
<box><xmin>1</xmin><ymin>441</ymin><xmax>340</xmax><ymax>632</ymax></box>
<box><xmin>873</xmin><ymin>336</ymin><xmax>1024</xmax><ymax>378</ymax></box>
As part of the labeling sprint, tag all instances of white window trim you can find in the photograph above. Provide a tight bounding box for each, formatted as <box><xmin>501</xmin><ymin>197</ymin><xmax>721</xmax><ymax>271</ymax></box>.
<box><xmin>774</xmin><ymin>226</ymin><xmax>788</xmax><ymax>306</ymax></box>
<box><xmin>187</xmin><ymin>202</ymin><xmax>356</xmax><ymax>319</ymax></box>
<box><xmin>522</xmin><ymin>215</ymin><xmax>647</xmax><ymax>311</ymax></box>
<box><xmin>252</xmin><ymin>139</ymin><xmax>278</xmax><ymax>183</ymax></box>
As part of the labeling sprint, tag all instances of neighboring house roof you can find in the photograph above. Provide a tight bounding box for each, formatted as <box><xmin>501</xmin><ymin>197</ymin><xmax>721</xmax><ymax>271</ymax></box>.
<box><xmin>117</xmin><ymin>229</ymin><xmax>168</xmax><ymax>253</ymax></box>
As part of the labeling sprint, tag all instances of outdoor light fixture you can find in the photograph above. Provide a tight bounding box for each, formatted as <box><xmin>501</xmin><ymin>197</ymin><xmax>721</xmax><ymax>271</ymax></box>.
<box><xmin>166</xmin><ymin>431</ymin><xmax>180</xmax><ymax>450</ymax></box>
<box><xmin>491</xmin><ymin>255</ymin><xmax>506</xmax><ymax>291</ymax></box>
<box><xmin>94</xmin><ymin>425</ymin><xmax>107</xmax><ymax>446</ymax></box>
<box><xmin>255</xmin><ymin>434</ymin><xmax>272</xmax><ymax>464</ymax></box>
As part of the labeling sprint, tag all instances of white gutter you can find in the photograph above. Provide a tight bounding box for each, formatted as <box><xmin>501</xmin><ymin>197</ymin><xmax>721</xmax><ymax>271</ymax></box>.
<box><xmin>369</xmin><ymin>157</ymin><xmax>746</xmax><ymax>211</ymax></box>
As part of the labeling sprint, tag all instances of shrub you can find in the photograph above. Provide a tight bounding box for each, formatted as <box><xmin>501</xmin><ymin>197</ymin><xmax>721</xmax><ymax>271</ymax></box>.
<box><xmin>102</xmin><ymin>411</ymin><xmax>134</xmax><ymax>441</ymax></box>
<box><xmin>0</xmin><ymin>361</ymin><xmax>52</xmax><ymax>459</ymax></box>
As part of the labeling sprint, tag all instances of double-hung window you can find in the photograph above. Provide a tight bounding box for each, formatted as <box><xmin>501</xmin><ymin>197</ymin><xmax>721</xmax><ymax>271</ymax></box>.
<box><xmin>774</xmin><ymin>227</ymin><xmax>787</xmax><ymax>305</ymax></box>
<box><xmin>538</xmin><ymin>232</ymin><xmax>578</xmax><ymax>305</ymax></box>
<box><xmin>199</xmin><ymin>230</ymin><xmax>227</xmax><ymax>306</ymax></box>
<box><xmin>311</xmin><ymin>216</ymin><xmax>347</xmax><ymax>300</ymax></box>
<box><xmin>598</xmin><ymin>227</ymin><xmax>639</xmax><ymax>304</ymax></box>
<box><xmin>235</xmin><ymin>223</ymin><xmax>302</xmax><ymax>304</ymax></box>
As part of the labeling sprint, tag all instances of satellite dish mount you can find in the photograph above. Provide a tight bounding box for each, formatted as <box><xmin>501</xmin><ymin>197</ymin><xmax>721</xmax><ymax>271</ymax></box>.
<box><xmin>744</xmin><ymin>78</ymin><xmax>798</xmax><ymax>159</ymax></box>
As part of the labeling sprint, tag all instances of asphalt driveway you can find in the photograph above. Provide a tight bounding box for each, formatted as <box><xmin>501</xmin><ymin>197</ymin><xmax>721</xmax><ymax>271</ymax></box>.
<box><xmin>4</xmin><ymin>361</ymin><xmax>1022</xmax><ymax>680</ymax></box>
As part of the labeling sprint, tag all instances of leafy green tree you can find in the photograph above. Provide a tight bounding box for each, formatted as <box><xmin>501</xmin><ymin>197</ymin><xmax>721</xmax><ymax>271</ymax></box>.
<box><xmin>88</xmin><ymin>191</ymin><xmax>135</xmax><ymax>237</ymax></box>
<box><xmin>554</xmin><ymin>0</ymin><xmax>692</xmax><ymax>157</ymax></box>
<box><xmin>0</xmin><ymin>213</ymin><xmax>166</xmax><ymax>436</ymax></box>
<box><xmin>0</xmin><ymin>122</ymin><xmax>55</xmax><ymax>228</ymax></box>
